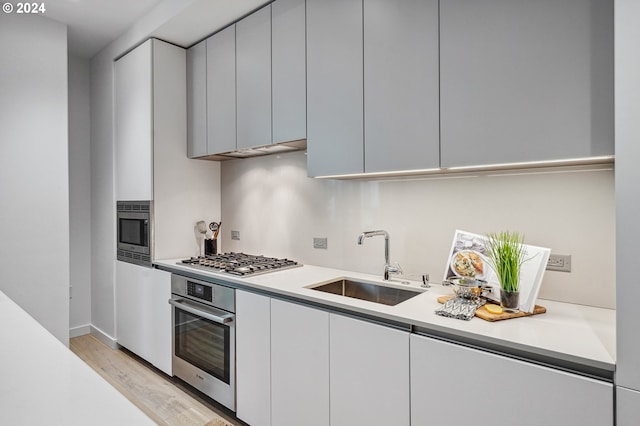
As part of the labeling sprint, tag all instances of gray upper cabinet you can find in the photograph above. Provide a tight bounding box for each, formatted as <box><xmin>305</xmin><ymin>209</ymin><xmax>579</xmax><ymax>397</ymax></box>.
<box><xmin>307</xmin><ymin>0</ymin><xmax>364</xmax><ymax>177</ymax></box>
<box><xmin>440</xmin><ymin>0</ymin><xmax>614</xmax><ymax>168</ymax></box>
<box><xmin>206</xmin><ymin>24</ymin><xmax>236</xmax><ymax>154</ymax></box>
<box><xmin>364</xmin><ymin>0</ymin><xmax>439</xmax><ymax>173</ymax></box>
<box><xmin>307</xmin><ymin>0</ymin><xmax>439</xmax><ymax>177</ymax></box>
<box><xmin>187</xmin><ymin>40</ymin><xmax>207</xmax><ymax>158</ymax></box>
<box><xmin>236</xmin><ymin>5</ymin><xmax>272</xmax><ymax>150</ymax></box>
<box><xmin>272</xmin><ymin>0</ymin><xmax>307</xmax><ymax>144</ymax></box>
<box><xmin>187</xmin><ymin>0</ymin><xmax>306</xmax><ymax>159</ymax></box>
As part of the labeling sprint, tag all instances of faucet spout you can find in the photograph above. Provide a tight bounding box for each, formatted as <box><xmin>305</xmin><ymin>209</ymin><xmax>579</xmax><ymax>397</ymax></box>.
<box><xmin>357</xmin><ymin>230</ymin><xmax>394</xmax><ymax>279</ymax></box>
<box><xmin>357</xmin><ymin>230</ymin><xmax>390</xmax><ymax>264</ymax></box>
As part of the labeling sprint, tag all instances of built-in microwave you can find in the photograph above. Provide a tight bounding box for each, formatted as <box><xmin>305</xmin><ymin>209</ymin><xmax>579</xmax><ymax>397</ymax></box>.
<box><xmin>117</xmin><ymin>200</ymin><xmax>152</xmax><ymax>266</ymax></box>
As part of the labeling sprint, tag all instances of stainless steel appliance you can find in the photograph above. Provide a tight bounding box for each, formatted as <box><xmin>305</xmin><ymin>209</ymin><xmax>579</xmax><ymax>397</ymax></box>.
<box><xmin>169</xmin><ymin>274</ymin><xmax>236</xmax><ymax>411</ymax></box>
<box><xmin>179</xmin><ymin>252</ymin><xmax>301</xmax><ymax>276</ymax></box>
<box><xmin>117</xmin><ymin>200</ymin><xmax>152</xmax><ymax>266</ymax></box>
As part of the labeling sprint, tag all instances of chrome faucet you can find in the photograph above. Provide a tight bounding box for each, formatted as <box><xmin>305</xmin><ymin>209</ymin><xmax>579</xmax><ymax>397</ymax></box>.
<box><xmin>357</xmin><ymin>230</ymin><xmax>403</xmax><ymax>281</ymax></box>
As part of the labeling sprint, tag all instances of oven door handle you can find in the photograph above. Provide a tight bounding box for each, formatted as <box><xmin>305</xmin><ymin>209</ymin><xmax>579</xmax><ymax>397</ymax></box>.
<box><xmin>168</xmin><ymin>298</ymin><xmax>234</xmax><ymax>324</ymax></box>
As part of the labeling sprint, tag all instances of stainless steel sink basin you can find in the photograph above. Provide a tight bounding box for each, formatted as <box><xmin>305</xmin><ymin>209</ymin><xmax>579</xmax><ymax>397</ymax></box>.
<box><xmin>308</xmin><ymin>279</ymin><xmax>422</xmax><ymax>306</ymax></box>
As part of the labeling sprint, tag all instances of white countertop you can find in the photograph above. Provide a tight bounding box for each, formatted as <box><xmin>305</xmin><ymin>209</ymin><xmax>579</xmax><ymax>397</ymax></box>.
<box><xmin>0</xmin><ymin>291</ymin><xmax>154</xmax><ymax>425</ymax></box>
<box><xmin>156</xmin><ymin>259</ymin><xmax>616</xmax><ymax>375</ymax></box>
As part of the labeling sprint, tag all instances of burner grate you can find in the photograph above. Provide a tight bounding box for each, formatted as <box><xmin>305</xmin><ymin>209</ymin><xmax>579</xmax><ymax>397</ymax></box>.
<box><xmin>180</xmin><ymin>252</ymin><xmax>301</xmax><ymax>276</ymax></box>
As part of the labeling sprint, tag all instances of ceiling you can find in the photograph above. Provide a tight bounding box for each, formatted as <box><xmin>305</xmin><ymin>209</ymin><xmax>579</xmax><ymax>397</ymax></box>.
<box><xmin>44</xmin><ymin>0</ymin><xmax>165</xmax><ymax>58</ymax></box>
<box><xmin>44</xmin><ymin>0</ymin><xmax>269</xmax><ymax>58</ymax></box>
<box><xmin>152</xmin><ymin>0</ymin><xmax>269</xmax><ymax>49</ymax></box>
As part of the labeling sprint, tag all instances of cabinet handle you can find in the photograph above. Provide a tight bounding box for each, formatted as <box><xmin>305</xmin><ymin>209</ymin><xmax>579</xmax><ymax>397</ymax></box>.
<box><xmin>168</xmin><ymin>298</ymin><xmax>234</xmax><ymax>324</ymax></box>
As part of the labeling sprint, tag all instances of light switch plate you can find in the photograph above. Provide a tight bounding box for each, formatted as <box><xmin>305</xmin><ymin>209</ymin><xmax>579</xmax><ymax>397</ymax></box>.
<box><xmin>313</xmin><ymin>237</ymin><xmax>328</xmax><ymax>249</ymax></box>
<box><xmin>231</xmin><ymin>230</ymin><xmax>240</xmax><ymax>241</ymax></box>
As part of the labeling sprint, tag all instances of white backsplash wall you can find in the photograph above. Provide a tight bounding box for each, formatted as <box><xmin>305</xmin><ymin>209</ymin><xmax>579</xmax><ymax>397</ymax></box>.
<box><xmin>221</xmin><ymin>151</ymin><xmax>615</xmax><ymax>309</ymax></box>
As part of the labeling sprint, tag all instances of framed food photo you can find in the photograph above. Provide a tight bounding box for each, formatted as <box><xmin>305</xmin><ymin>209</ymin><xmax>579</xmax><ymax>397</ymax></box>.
<box><xmin>443</xmin><ymin>230</ymin><xmax>551</xmax><ymax>313</ymax></box>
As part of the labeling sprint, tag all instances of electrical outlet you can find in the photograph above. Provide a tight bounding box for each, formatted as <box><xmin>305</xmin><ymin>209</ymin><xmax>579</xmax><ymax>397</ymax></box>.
<box><xmin>547</xmin><ymin>254</ymin><xmax>571</xmax><ymax>272</ymax></box>
<box><xmin>313</xmin><ymin>237</ymin><xmax>328</xmax><ymax>249</ymax></box>
<box><xmin>231</xmin><ymin>230</ymin><xmax>240</xmax><ymax>241</ymax></box>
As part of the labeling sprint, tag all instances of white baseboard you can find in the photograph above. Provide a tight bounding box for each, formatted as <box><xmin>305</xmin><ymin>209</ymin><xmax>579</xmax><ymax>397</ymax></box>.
<box><xmin>90</xmin><ymin>325</ymin><xmax>120</xmax><ymax>350</ymax></box>
<box><xmin>69</xmin><ymin>324</ymin><xmax>91</xmax><ymax>338</ymax></box>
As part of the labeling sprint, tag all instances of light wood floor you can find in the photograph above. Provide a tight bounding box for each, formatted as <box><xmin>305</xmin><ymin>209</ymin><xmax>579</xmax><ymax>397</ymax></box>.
<box><xmin>70</xmin><ymin>334</ymin><xmax>244</xmax><ymax>426</ymax></box>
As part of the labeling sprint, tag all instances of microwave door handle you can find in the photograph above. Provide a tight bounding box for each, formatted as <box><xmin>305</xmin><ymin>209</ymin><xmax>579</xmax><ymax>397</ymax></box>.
<box><xmin>168</xmin><ymin>298</ymin><xmax>234</xmax><ymax>324</ymax></box>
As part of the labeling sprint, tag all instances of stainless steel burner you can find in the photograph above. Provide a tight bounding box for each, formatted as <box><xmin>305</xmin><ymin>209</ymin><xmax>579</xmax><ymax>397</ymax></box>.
<box><xmin>179</xmin><ymin>252</ymin><xmax>301</xmax><ymax>277</ymax></box>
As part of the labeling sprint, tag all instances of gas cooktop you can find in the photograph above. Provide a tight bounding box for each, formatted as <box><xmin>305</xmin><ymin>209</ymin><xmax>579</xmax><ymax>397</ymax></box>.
<box><xmin>179</xmin><ymin>252</ymin><xmax>302</xmax><ymax>277</ymax></box>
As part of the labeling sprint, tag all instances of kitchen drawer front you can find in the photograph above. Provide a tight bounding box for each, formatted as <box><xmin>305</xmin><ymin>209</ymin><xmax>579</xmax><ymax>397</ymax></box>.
<box><xmin>410</xmin><ymin>334</ymin><xmax>613</xmax><ymax>425</ymax></box>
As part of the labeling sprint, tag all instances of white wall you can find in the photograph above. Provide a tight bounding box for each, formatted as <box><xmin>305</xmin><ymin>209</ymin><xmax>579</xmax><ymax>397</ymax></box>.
<box><xmin>68</xmin><ymin>55</ymin><xmax>92</xmax><ymax>335</ymax></box>
<box><xmin>222</xmin><ymin>152</ymin><xmax>615</xmax><ymax>309</ymax></box>
<box><xmin>615</xmin><ymin>0</ymin><xmax>640</xmax><ymax>392</ymax></box>
<box><xmin>0</xmin><ymin>14</ymin><xmax>70</xmax><ymax>343</ymax></box>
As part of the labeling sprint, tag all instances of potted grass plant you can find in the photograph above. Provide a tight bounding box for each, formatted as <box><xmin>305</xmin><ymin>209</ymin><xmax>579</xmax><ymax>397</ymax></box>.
<box><xmin>485</xmin><ymin>231</ymin><xmax>529</xmax><ymax>312</ymax></box>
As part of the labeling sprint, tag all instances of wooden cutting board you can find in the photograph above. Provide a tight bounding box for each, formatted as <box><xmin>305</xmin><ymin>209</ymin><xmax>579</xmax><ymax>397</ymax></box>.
<box><xmin>437</xmin><ymin>295</ymin><xmax>546</xmax><ymax>322</ymax></box>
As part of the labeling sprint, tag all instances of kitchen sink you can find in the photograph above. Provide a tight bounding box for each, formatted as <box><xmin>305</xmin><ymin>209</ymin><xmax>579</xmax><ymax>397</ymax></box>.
<box><xmin>308</xmin><ymin>278</ymin><xmax>423</xmax><ymax>306</ymax></box>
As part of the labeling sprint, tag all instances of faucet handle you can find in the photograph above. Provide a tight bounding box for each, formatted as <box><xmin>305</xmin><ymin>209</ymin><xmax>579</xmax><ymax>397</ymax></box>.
<box><xmin>384</xmin><ymin>262</ymin><xmax>403</xmax><ymax>280</ymax></box>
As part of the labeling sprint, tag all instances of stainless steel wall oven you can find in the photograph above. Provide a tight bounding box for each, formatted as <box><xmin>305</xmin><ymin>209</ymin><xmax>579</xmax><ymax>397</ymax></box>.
<box><xmin>169</xmin><ymin>274</ymin><xmax>236</xmax><ymax>411</ymax></box>
<box><xmin>116</xmin><ymin>200</ymin><xmax>152</xmax><ymax>266</ymax></box>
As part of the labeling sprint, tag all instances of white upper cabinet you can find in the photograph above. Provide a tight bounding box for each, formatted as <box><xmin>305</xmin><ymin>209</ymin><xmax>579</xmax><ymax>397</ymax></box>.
<box><xmin>364</xmin><ymin>0</ymin><xmax>439</xmax><ymax>173</ymax></box>
<box><xmin>206</xmin><ymin>25</ymin><xmax>237</xmax><ymax>154</ymax></box>
<box><xmin>236</xmin><ymin>5</ymin><xmax>272</xmax><ymax>150</ymax></box>
<box><xmin>115</xmin><ymin>38</ymin><xmax>188</xmax><ymax>201</ymax></box>
<box><xmin>440</xmin><ymin>0</ymin><xmax>614</xmax><ymax>168</ymax></box>
<box><xmin>307</xmin><ymin>0</ymin><xmax>364</xmax><ymax>177</ymax></box>
<box><xmin>186</xmin><ymin>40</ymin><xmax>207</xmax><ymax>158</ymax></box>
<box><xmin>272</xmin><ymin>0</ymin><xmax>307</xmax><ymax>144</ymax></box>
<box><xmin>115</xmin><ymin>40</ymin><xmax>153</xmax><ymax>200</ymax></box>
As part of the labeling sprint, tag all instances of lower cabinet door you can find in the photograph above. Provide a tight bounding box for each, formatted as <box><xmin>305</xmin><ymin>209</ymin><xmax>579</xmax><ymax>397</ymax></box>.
<box><xmin>410</xmin><ymin>334</ymin><xmax>613</xmax><ymax>426</ymax></box>
<box><xmin>271</xmin><ymin>299</ymin><xmax>330</xmax><ymax>426</ymax></box>
<box><xmin>147</xmin><ymin>268</ymin><xmax>172</xmax><ymax>375</ymax></box>
<box><xmin>235</xmin><ymin>290</ymin><xmax>271</xmax><ymax>426</ymax></box>
<box><xmin>617</xmin><ymin>386</ymin><xmax>640</xmax><ymax>426</ymax></box>
<box><xmin>115</xmin><ymin>262</ymin><xmax>172</xmax><ymax>375</ymax></box>
<box><xmin>330</xmin><ymin>314</ymin><xmax>410</xmax><ymax>426</ymax></box>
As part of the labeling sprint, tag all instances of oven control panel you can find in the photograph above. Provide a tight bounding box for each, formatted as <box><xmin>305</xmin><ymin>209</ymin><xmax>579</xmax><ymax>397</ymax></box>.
<box><xmin>187</xmin><ymin>281</ymin><xmax>213</xmax><ymax>303</ymax></box>
<box><xmin>171</xmin><ymin>274</ymin><xmax>235</xmax><ymax>313</ymax></box>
